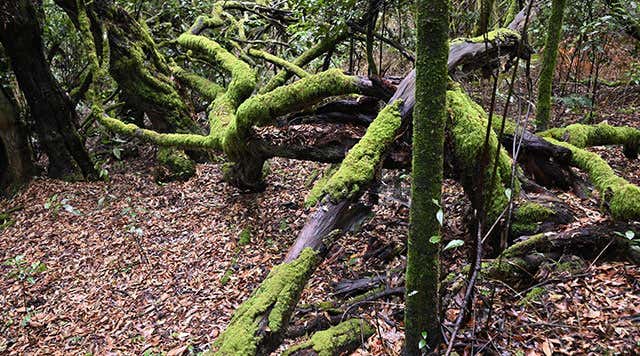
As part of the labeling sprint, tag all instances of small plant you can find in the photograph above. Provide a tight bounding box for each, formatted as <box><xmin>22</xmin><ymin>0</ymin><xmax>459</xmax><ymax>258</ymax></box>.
<box><xmin>44</xmin><ymin>194</ymin><xmax>82</xmax><ymax>218</ymax></box>
<box><xmin>4</xmin><ymin>255</ymin><xmax>47</xmax><ymax>309</ymax></box>
<box><xmin>418</xmin><ymin>331</ymin><xmax>429</xmax><ymax>351</ymax></box>
<box><xmin>4</xmin><ymin>255</ymin><xmax>46</xmax><ymax>285</ymax></box>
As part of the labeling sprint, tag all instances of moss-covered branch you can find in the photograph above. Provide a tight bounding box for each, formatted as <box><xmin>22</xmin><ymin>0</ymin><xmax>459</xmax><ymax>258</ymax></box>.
<box><xmin>177</xmin><ymin>33</ymin><xmax>256</xmax><ymax>108</ymax></box>
<box><xmin>541</xmin><ymin>123</ymin><xmax>640</xmax><ymax>158</ymax></box>
<box><xmin>213</xmin><ymin>248</ymin><xmax>319</xmax><ymax>355</ymax></box>
<box><xmin>248</xmin><ymin>49</ymin><xmax>309</xmax><ymax>79</ymax></box>
<box><xmin>283</xmin><ymin>319</ymin><xmax>373</xmax><ymax>356</ymax></box>
<box><xmin>171</xmin><ymin>66</ymin><xmax>224</xmax><ymax>101</ymax></box>
<box><xmin>98</xmin><ymin>115</ymin><xmax>219</xmax><ymax>149</ymax></box>
<box><xmin>447</xmin><ymin>87</ymin><xmax>518</xmax><ymax>223</ymax></box>
<box><xmin>309</xmin><ymin>100</ymin><xmax>403</xmax><ymax>204</ymax></box>
<box><xmin>260</xmin><ymin>30</ymin><xmax>349</xmax><ymax>94</ymax></box>
<box><xmin>545</xmin><ymin>138</ymin><xmax>640</xmax><ymax>220</ymax></box>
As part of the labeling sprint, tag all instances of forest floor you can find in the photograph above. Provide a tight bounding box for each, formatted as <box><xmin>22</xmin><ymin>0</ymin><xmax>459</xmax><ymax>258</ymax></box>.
<box><xmin>2</xmin><ymin>84</ymin><xmax>640</xmax><ymax>355</ymax></box>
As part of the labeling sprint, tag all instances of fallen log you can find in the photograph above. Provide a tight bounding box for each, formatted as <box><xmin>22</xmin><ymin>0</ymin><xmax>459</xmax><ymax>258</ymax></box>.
<box><xmin>484</xmin><ymin>222</ymin><xmax>640</xmax><ymax>284</ymax></box>
<box><xmin>283</xmin><ymin>319</ymin><xmax>374</xmax><ymax>356</ymax></box>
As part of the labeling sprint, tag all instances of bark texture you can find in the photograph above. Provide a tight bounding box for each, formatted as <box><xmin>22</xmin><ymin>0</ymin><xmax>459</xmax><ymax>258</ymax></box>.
<box><xmin>0</xmin><ymin>0</ymin><xmax>95</xmax><ymax>180</ymax></box>
<box><xmin>535</xmin><ymin>0</ymin><xmax>566</xmax><ymax>130</ymax></box>
<box><xmin>0</xmin><ymin>88</ymin><xmax>35</xmax><ymax>192</ymax></box>
<box><xmin>404</xmin><ymin>0</ymin><xmax>449</xmax><ymax>353</ymax></box>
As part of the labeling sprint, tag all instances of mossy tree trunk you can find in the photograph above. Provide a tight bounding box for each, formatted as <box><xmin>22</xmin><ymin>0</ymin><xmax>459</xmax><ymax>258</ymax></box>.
<box><xmin>535</xmin><ymin>0</ymin><xmax>567</xmax><ymax>131</ymax></box>
<box><xmin>0</xmin><ymin>0</ymin><xmax>95</xmax><ymax>181</ymax></box>
<box><xmin>475</xmin><ymin>0</ymin><xmax>496</xmax><ymax>36</ymax></box>
<box><xmin>404</xmin><ymin>0</ymin><xmax>449</xmax><ymax>353</ymax></box>
<box><xmin>0</xmin><ymin>88</ymin><xmax>35</xmax><ymax>193</ymax></box>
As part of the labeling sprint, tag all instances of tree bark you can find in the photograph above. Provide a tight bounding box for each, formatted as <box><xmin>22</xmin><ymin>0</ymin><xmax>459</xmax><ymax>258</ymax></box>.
<box><xmin>0</xmin><ymin>0</ymin><xmax>95</xmax><ymax>180</ymax></box>
<box><xmin>0</xmin><ymin>88</ymin><xmax>35</xmax><ymax>192</ymax></box>
<box><xmin>535</xmin><ymin>0</ymin><xmax>566</xmax><ymax>130</ymax></box>
<box><xmin>404</xmin><ymin>0</ymin><xmax>449</xmax><ymax>353</ymax></box>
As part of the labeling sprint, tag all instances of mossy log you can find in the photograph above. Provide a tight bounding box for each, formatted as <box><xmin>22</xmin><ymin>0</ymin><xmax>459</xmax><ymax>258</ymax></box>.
<box><xmin>511</xmin><ymin>197</ymin><xmax>574</xmax><ymax>237</ymax></box>
<box><xmin>483</xmin><ymin>222</ymin><xmax>640</xmax><ymax>284</ymax></box>
<box><xmin>544</xmin><ymin>138</ymin><xmax>640</xmax><ymax>221</ymax></box>
<box><xmin>541</xmin><ymin>123</ymin><xmax>640</xmax><ymax>159</ymax></box>
<box><xmin>283</xmin><ymin>319</ymin><xmax>374</xmax><ymax>356</ymax></box>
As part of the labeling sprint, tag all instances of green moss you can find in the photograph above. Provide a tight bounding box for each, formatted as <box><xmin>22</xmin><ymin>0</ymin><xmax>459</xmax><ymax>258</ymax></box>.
<box><xmin>535</xmin><ymin>0</ymin><xmax>567</xmax><ymax>130</ymax></box>
<box><xmin>0</xmin><ymin>213</ymin><xmax>14</xmax><ymax>230</ymax></box>
<box><xmin>248</xmin><ymin>49</ymin><xmax>309</xmax><ymax>79</ymax></box>
<box><xmin>238</xmin><ymin>228</ymin><xmax>251</xmax><ymax>246</ymax></box>
<box><xmin>540</xmin><ymin>123</ymin><xmax>640</xmax><ymax>156</ymax></box>
<box><xmin>511</xmin><ymin>202</ymin><xmax>554</xmax><ymax>235</ymax></box>
<box><xmin>177</xmin><ymin>34</ymin><xmax>256</xmax><ymax>108</ymax></box>
<box><xmin>283</xmin><ymin>319</ymin><xmax>374</xmax><ymax>356</ymax></box>
<box><xmin>234</xmin><ymin>69</ymin><xmax>359</xmax><ymax>133</ymax></box>
<box><xmin>214</xmin><ymin>248</ymin><xmax>319</xmax><ymax>355</ymax></box>
<box><xmin>503</xmin><ymin>0</ymin><xmax>519</xmax><ymax>27</ymax></box>
<box><xmin>320</xmin><ymin>101</ymin><xmax>403</xmax><ymax>202</ymax></box>
<box><xmin>306</xmin><ymin>165</ymin><xmax>339</xmax><ymax>207</ymax></box>
<box><xmin>98</xmin><ymin>115</ymin><xmax>219</xmax><ymax>149</ymax></box>
<box><xmin>157</xmin><ymin>147</ymin><xmax>196</xmax><ymax>180</ymax></box>
<box><xmin>519</xmin><ymin>287</ymin><xmax>546</xmax><ymax>306</ymax></box>
<box><xmin>260</xmin><ymin>29</ymin><xmax>349</xmax><ymax>94</ymax></box>
<box><xmin>220</xmin><ymin>268</ymin><xmax>233</xmax><ymax>286</ymax></box>
<box><xmin>446</xmin><ymin>88</ymin><xmax>518</xmax><ymax>222</ymax></box>
<box><xmin>172</xmin><ymin>66</ymin><xmax>224</xmax><ymax>101</ymax></box>
<box><xmin>501</xmin><ymin>233</ymin><xmax>546</xmax><ymax>258</ymax></box>
<box><xmin>481</xmin><ymin>257</ymin><xmax>530</xmax><ymax>282</ymax></box>
<box><xmin>546</xmin><ymin>138</ymin><xmax>640</xmax><ymax>220</ymax></box>
<box><xmin>450</xmin><ymin>28</ymin><xmax>520</xmax><ymax>46</ymax></box>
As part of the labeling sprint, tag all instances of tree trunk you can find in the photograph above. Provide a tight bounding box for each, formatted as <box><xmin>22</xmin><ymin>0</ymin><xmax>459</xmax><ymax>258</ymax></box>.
<box><xmin>535</xmin><ymin>0</ymin><xmax>567</xmax><ymax>130</ymax></box>
<box><xmin>404</xmin><ymin>0</ymin><xmax>449</xmax><ymax>353</ymax></box>
<box><xmin>0</xmin><ymin>88</ymin><xmax>35</xmax><ymax>192</ymax></box>
<box><xmin>475</xmin><ymin>0</ymin><xmax>496</xmax><ymax>36</ymax></box>
<box><xmin>0</xmin><ymin>0</ymin><xmax>95</xmax><ymax>180</ymax></box>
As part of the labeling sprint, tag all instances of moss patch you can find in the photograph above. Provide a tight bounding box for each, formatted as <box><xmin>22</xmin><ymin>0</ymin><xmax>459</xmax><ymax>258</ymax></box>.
<box><xmin>512</xmin><ymin>202</ymin><xmax>555</xmax><ymax>236</ymax></box>
<box><xmin>319</xmin><ymin>101</ymin><xmax>403</xmax><ymax>202</ymax></box>
<box><xmin>540</xmin><ymin>123</ymin><xmax>640</xmax><ymax>157</ymax></box>
<box><xmin>238</xmin><ymin>228</ymin><xmax>251</xmax><ymax>246</ymax></box>
<box><xmin>446</xmin><ymin>88</ymin><xmax>518</xmax><ymax>222</ymax></box>
<box><xmin>283</xmin><ymin>319</ymin><xmax>374</xmax><ymax>356</ymax></box>
<box><xmin>214</xmin><ymin>248</ymin><xmax>319</xmax><ymax>355</ymax></box>
<box><xmin>518</xmin><ymin>287</ymin><xmax>546</xmax><ymax>306</ymax></box>
<box><xmin>545</xmin><ymin>138</ymin><xmax>640</xmax><ymax>220</ymax></box>
<box><xmin>450</xmin><ymin>28</ymin><xmax>520</xmax><ymax>46</ymax></box>
<box><xmin>156</xmin><ymin>147</ymin><xmax>196</xmax><ymax>181</ymax></box>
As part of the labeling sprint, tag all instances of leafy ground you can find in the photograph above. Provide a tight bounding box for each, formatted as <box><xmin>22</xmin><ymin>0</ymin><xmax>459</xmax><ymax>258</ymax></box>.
<box><xmin>1</xmin><ymin>138</ymin><xmax>639</xmax><ymax>355</ymax></box>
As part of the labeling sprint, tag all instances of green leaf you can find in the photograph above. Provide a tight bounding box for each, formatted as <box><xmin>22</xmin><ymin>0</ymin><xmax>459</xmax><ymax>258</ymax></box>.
<box><xmin>418</xmin><ymin>339</ymin><xmax>427</xmax><ymax>349</ymax></box>
<box><xmin>625</xmin><ymin>230</ymin><xmax>635</xmax><ymax>240</ymax></box>
<box><xmin>421</xmin><ymin>331</ymin><xmax>428</xmax><ymax>339</ymax></box>
<box><xmin>112</xmin><ymin>147</ymin><xmax>122</xmax><ymax>160</ymax></box>
<box><xmin>436</xmin><ymin>209</ymin><xmax>444</xmax><ymax>226</ymax></box>
<box><xmin>443</xmin><ymin>239</ymin><xmax>464</xmax><ymax>251</ymax></box>
<box><xmin>429</xmin><ymin>235</ymin><xmax>441</xmax><ymax>244</ymax></box>
<box><xmin>505</xmin><ymin>188</ymin><xmax>512</xmax><ymax>200</ymax></box>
